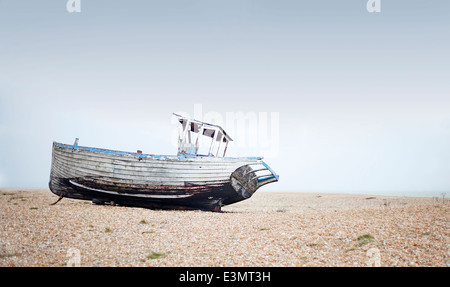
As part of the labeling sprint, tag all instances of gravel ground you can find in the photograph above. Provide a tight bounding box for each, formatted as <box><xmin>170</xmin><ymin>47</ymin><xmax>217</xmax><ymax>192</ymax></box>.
<box><xmin>0</xmin><ymin>189</ymin><xmax>448</xmax><ymax>267</ymax></box>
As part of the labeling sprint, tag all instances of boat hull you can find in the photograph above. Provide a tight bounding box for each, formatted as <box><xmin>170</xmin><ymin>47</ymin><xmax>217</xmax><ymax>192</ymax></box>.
<box><xmin>49</xmin><ymin>142</ymin><xmax>278</xmax><ymax>211</ymax></box>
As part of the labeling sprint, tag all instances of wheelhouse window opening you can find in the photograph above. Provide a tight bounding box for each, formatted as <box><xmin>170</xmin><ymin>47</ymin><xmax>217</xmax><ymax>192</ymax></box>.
<box><xmin>196</xmin><ymin>131</ymin><xmax>213</xmax><ymax>156</ymax></box>
<box><xmin>174</xmin><ymin>113</ymin><xmax>232</xmax><ymax>157</ymax></box>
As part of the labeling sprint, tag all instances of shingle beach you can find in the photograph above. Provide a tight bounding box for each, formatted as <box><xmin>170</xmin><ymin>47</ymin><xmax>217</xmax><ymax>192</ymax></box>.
<box><xmin>0</xmin><ymin>189</ymin><xmax>448</xmax><ymax>267</ymax></box>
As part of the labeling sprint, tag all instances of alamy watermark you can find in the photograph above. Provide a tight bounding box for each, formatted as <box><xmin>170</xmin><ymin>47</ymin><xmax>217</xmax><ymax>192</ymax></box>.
<box><xmin>366</xmin><ymin>248</ymin><xmax>381</xmax><ymax>267</ymax></box>
<box><xmin>173</xmin><ymin>104</ymin><xmax>280</xmax><ymax>158</ymax></box>
<box><xmin>367</xmin><ymin>0</ymin><xmax>381</xmax><ymax>13</ymax></box>
<box><xmin>66</xmin><ymin>248</ymin><xmax>81</xmax><ymax>267</ymax></box>
<box><xmin>64</xmin><ymin>246</ymin><xmax>382</xmax><ymax>267</ymax></box>
<box><xmin>66</xmin><ymin>0</ymin><xmax>81</xmax><ymax>13</ymax></box>
<box><xmin>66</xmin><ymin>1</ymin><xmax>380</xmax><ymax>14</ymax></box>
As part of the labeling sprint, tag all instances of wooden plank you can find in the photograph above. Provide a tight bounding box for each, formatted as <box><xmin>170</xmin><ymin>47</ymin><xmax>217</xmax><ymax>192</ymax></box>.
<box><xmin>53</xmin><ymin>147</ymin><xmax>259</xmax><ymax>169</ymax></box>
<box><xmin>51</xmin><ymin>146</ymin><xmax>260</xmax><ymax>185</ymax></box>
<box><xmin>53</xmin><ymin>153</ymin><xmax>245</xmax><ymax>175</ymax></box>
<box><xmin>52</xmin><ymin>153</ymin><xmax>243</xmax><ymax>180</ymax></box>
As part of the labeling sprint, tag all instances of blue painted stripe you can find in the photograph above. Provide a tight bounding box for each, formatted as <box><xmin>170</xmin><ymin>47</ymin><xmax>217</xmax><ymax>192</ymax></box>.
<box><xmin>55</xmin><ymin>142</ymin><xmax>262</xmax><ymax>161</ymax></box>
<box><xmin>257</xmin><ymin>175</ymin><xmax>276</xmax><ymax>182</ymax></box>
<box><xmin>55</xmin><ymin>143</ymin><xmax>147</xmax><ymax>157</ymax></box>
<box><xmin>261</xmin><ymin>161</ymin><xmax>279</xmax><ymax>181</ymax></box>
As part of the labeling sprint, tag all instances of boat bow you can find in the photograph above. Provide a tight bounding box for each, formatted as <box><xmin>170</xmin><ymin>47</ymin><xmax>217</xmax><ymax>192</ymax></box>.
<box><xmin>230</xmin><ymin>161</ymin><xmax>279</xmax><ymax>199</ymax></box>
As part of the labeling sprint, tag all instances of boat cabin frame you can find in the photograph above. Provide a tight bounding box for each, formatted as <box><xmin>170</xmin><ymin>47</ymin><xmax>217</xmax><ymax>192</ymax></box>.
<box><xmin>173</xmin><ymin>113</ymin><xmax>233</xmax><ymax>157</ymax></box>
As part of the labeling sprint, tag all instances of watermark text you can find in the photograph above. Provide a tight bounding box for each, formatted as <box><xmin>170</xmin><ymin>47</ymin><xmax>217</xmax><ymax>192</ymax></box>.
<box><xmin>367</xmin><ymin>0</ymin><xmax>381</xmax><ymax>13</ymax></box>
<box><xmin>173</xmin><ymin>104</ymin><xmax>279</xmax><ymax>157</ymax></box>
<box><xmin>66</xmin><ymin>0</ymin><xmax>81</xmax><ymax>13</ymax></box>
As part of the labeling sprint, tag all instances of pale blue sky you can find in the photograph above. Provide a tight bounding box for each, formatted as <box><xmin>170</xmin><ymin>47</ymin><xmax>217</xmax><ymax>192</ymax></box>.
<box><xmin>1</xmin><ymin>1</ymin><xmax>449</xmax><ymax>196</ymax></box>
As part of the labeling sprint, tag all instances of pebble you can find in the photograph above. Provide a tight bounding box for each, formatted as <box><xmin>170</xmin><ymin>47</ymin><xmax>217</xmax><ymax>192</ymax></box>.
<box><xmin>0</xmin><ymin>189</ymin><xmax>448</xmax><ymax>267</ymax></box>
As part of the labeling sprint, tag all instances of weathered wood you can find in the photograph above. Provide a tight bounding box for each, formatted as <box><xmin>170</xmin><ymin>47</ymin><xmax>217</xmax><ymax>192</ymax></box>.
<box><xmin>49</xmin><ymin>193</ymin><xmax>64</xmax><ymax>205</ymax></box>
<box><xmin>49</xmin><ymin>141</ymin><xmax>278</xmax><ymax>211</ymax></box>
<box><xmin>49</xmin><ymin>115</ymin><xmax>278</xmax><ymax>211</ymax></box>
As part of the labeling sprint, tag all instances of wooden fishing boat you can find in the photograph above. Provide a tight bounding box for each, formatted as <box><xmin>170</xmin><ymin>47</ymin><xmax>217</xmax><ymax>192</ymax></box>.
<box><xmin>49</xmin><ymin>114</ymin><xmax>278</xmax><ymax>211</ymax></box>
